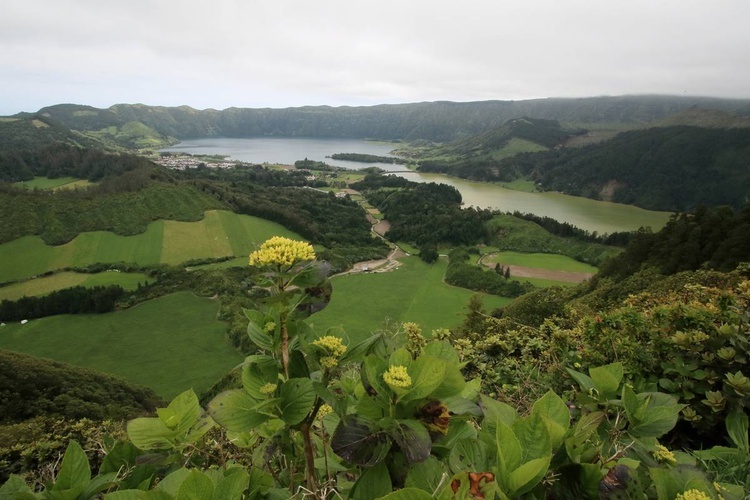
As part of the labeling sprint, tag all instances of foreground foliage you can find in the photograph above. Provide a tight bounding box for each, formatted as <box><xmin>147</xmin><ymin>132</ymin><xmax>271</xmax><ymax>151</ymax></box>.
<box><xmin>3</xmin><ymin>237</ymin><xmax>748</xmax><ymax>498</ymax></box>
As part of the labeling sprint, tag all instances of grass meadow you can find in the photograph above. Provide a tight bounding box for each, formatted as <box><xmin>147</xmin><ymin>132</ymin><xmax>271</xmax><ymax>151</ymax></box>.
<box><xmin>0</xmin><ymin>210</ymin><xmax>303</xmax><ymax>283</ymax></box>
<box><xmin>308</xmin><ymin>256</ymin><xmax>512</xmax><ymax>344</ymax></box>
<box><xmin>0</xmin><ymin>292</ymin><xmax>242</xmax><ymax>399</ymax></box>
<box><xmin>0</xmin><ymin>271</ymin><xmax>150</xmax><ymax>301</ymax></box>
<box><xmin>486</xmin><ymin>251</ymin><xmax>599</xmax><ymax>273</ymax></box>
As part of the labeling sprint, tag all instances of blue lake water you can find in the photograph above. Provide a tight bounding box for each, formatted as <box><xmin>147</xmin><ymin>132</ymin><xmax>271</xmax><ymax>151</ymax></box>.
<box><xmin>160</xmin><ymin>137</ymin><xmax>670</xmax><ymax>233</ymax></box>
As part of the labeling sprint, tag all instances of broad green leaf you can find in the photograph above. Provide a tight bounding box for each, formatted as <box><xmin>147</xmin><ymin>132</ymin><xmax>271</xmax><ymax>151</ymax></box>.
<box><xmin>405</xmin><ymin>456</ymin><xmax>450</xmax><ymax>495</ymax></box>
<box><xmin>207</xmin><ymin>390</ymin><xmax>272</xmax><ymax>432</ymax></box>
<box><xmin>629</xmin><ymin>400</ymin><xmax>683</xmax><ymax>438</ymax></box>
<box><xmin>621</xmin><ymin>384</ymin><xmax>643</xmax><ymax>425</ymax></box>
<box><xmin>448</xmin><ymin>438</ymin><xmax>489</xmax><ymax>472</ymax></box>
<box><xmin>389</xmin><ymin>347</ymin><xmax>413</xmax><ymax>368</ymax></box>
<box><xmin>496</xmin><ymin>420</ymin><xmax>522</xmax><ymax>480</ymax></box>
<box><xmin>80</xmin><ymin>472</ymin><xmax>118</xmax><ymax>499</ymax></box>
<box><xmin>241</xmin><ymin>355</ymin><xmax>279</xmax><ymax>399</ymax></box>
<box><xmin>461</xmin><ymin>377</ymin><xmax>482</xmax><ymax>400</ymax></box>
<box><xmin>156</xmin><ymin>468</ymin><xmax>190</xmax><ymax>496</ymax></box>
<box><xmin>212</xmin><ymin>468</ymin><xmax>249</xmax><ymax>500</ymax></box>
<box><xmin>565</xmin><ymin>367</ymin><xmax>595</xmax><ymax>394</ymax></box>
<box><xmin>480</xmin><ymin>394</ymin><xmax>517</xmax><ymax>427</ymax></box>
<box><xmin>390</xmin><ymin>420</ymin><xmax>432</xmax><ymax>463</ymax></box>
<box><xmin>513</xmin><ymin>413</ymin><xmax>552</xmax><ymax>463</ymax></box>
<box><xmin>53</xmin><ymin>441</ymin><xmax>91</xmax><ymax>493</ymax></box>
<box><xmin>362</xmin><ymin>355</ymin><xmax>389</xmax><ymax>400</ymax></box>
<box><xmin>176</xmin><ymin>470</ymin><xmax>214</xmax><ymax>500</ymax></box>
<box><xmin>402</xmin><ymin>355</ymin><xmax>446</xmax><ymax>402</ymax></box>
<box><xmin>422</xmin><ymin>341</ymin><xmax>460</xmax><ymax>365</ymax></box>
<box><xmin>0</xmin><ymin>475</ymin><xmax>34</xmax><ymax>495</ymax></box>
<box><xmin>565</xmin><ymin>411</ymin><xmax>605</xmax><ymax>464</ymax></box>
<box><xmin>279</xmin><ymin>377</ymin><xmax>315</xmax><ymax>425</ymax></box>
<box><xmin>52</xmin><ymin>441</ymin><xmax>91</xmax><ymax>496</ymax></box>
<box><xmin>431</xmin><ymin>364</ymin><xmax>467</xmax><ymax>401</ymax></box>
<box><xmin>589</xmin><ymin>363</ymin><xmax>623</xmax><ymax>399</ymax></box>
<box><xmin>350</xmin><ymin>461</ymin><xmax>391</xmax><ymax>500</ymax></box>
<box><xmin>531</xmin><ymin>390</ymin><xmax>570</xmax><ymax>450</ymax></box>
<box><xmin>340</xmin><ymin>332</ymin><xmax>382</xmax><ymax>363</ymax></box>
<box><xmin>380</xmin><ymin>488</ymin><xmax>434</xmax><ymax>499</ymax></box>
<box><xmin>244</xmin><ymin>309</ymin><xmax>274</xmax><ymax>351</ymax></box>
<box><xmin>163</xmin><ymin>389</ymin><xmax>202</xmax><ymax>435</ymax></box>
<box><xmin>726</xmin><ymin>408</ymin><xmax>749</xmax><ymax>453</ymax></box>
<box><xmin>104</xmin><ymin>491</ymin><xmax>162</xmax><ymax>499</ymax></box>
<box><xmin>507</xmin><ymin>455</ymin><xmax>551</xmax><ymax>496</ymax></box>
<box><xmin>331</xmin><ymin>416</ymin><xmax>389</xmax><ymax>466</ymax></box>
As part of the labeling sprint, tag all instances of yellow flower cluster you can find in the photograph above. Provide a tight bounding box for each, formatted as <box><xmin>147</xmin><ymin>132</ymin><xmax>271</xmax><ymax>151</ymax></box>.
<box><xmin>259</xmin><ymin>383</ymin><xmax>277</xmax><ymax>395</ymax></box>
<box><xmin>652</xmin><ymin>444</ymin><xmax>677</xmax><ymax>464</ymax></box>
<box><xmin>249</xmin><ymin>237</ymin><xmax>315</xmax><ymax>268</ymax></box>
<box><xmin>317</xmin><ymin>404</ymin><xmax>333</xmax><ymax>420</ymax></box>
<box><xmin>675</xmin><ymin>489</ymin><xmax>711</xmax><ymax>500</ymax></box>
<box><xmin>312</xmin><ymin>336</ymin><xmax>347</xmax><ymax>357</ymax></box>
<box><xmin>320</xmin><ymin>356</ymin><xmax>339</xmax><ymax>369</ymax></box>
<box><xmin>383</xmin><ymin>365</ymin><xmax>412</xmax><ymax>388</ymax></box>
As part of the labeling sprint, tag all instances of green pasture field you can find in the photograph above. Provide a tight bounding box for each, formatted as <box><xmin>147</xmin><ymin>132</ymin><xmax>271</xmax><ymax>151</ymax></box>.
<box><xmin>498</xmin><ymin>178</ymin><xmax>538</xmax><ymax>193</ymax></box>
<box><xmin>0</xmin><ymin>271</ymin><xmax>150</xmax><ymax>301</ymax></box>
<box><xmin>308</xmin><ymin>256</ymin><xmax>511</xmax><ymax>344</ymax></box>
<box><xmin>0</xmin><ymin>292</ymin><xmax>242</xmax><ymax>399</ymax></box>
<box><xmin>14</xmin><ymin>177</ymin><xmax>83</xmax><ymax>190</ymax></box>
<box><xmin>486</xmin><ymin>251</ymin><xmax>599</xmax><ymax>273</ymax></box>
<box><xmin>0</xmin><ymin>210</ymin><xmax>303</xmax><ymax>283</ymax></box>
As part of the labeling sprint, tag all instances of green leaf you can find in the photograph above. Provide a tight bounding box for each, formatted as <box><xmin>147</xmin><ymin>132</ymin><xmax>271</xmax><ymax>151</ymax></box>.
<box><xmin>0</xmin><ymin>475</ymin><xmax>34</xmax><ymax>495</ymax></box>
<box><xmin>405</xmin><ymin>456</ymin><xmax>450</xmax><ymax>495</ymax></box>
<box><xmin>531</xmin><ymin>390</ymin><xmax>570</xmax><ymax>450</ymax></box>
<box><xmin>80</xmin><ymin>472</ymin><xmax>118</xmax><ymax>499</ymax></box>
<box><xmin>241</xmin><ymin>355</ymin><xmax>279</xmax><ymax>399</ymax></box>
<box><xmin>565</xmin><ymin>367</ymin><xmax>595</xmax><ymax>394</ymax></box>
<box><xmin>513</xmin><ymin>413</ymin><xmax>552</xmax><ymax>463</ymax></box>
<box><xmin>340</xmin><ymin>332</ymin><xmax>382</xmax><ymax>363</ymax></box>
<box><xmin>589</xmin><ymin>363</ymin><xmax>623</xmax><ymax>399</ymax></box>
<box><xmin>565</xmin><ymin>411</ymin><xmax>604</xmax><ymax>464</ymax></box>
<box><xmin>155</xmin><ymin>468</ymin><xmax>190</xmax><ymax>496</ymax></box>
<box><xmin>362</xmin><ymin>356</ymin><xmax>390</xmax><ymax>400</ymax></box>
<box><xmin>726</xmin><ymin>408</ymin><xmax>749</xmax><ymax>453</ymax></box>
<box><xmin>176</xmin><ymin>470</ymin><xmax>214</xmax><ymax>500</ymax></box>
<box><xmin>448</xmin><ymin>438</ymin><xmax>489</xmax><ymax>473</ymax></box>
<box><xmin>331</xmin><ymin>416</ymin><xmax>389</xmax><ymax>466</ymax></box>
<box><xmin>480</xmin><ymin>395</ymin><xmax>517</xmax><ymax>427</ymax></box>
<box><xmin>350</xmin><ymin>461</ymin><xmax>391</xmax><ymax>500</ymax></box>
<box><xmin>279</xmin><ymin>378</ymin><xmax>315</xmax><ymax>425</ymax></box>
<box><xmin>127</xmin><ymin>418</ymin><xmax>175</xmax><ymax>451</ymax></box>
<box><xmin>163</xmin><ymin>389</ymin><xmax>202</xmax><ymax>435</ymax></box>
<box><xmin>390</xmin><ymin>420</ymin><xmax>432</xmax><ymax>463</ymax></box>
<box><xmin>422</xmin><ymin>341</ymin><xmax>461</xmax><ymax>365</ymax></box>
<box><xmin>53</xmin><ymin>441</ymin><xmax>91</xmax><ymax>493</ymax></box>
<box><xmin>507</xmin><ymin>455</ymin><xmax>551</xmax><ymax>496</ymax></box>
<box><xmin>402</xmin><ymin>355</ymin><xmax>446</xmax><ymax>402</ymax></box>
<box><xmin>389</xmin><ymin>348</ymin><xmax>413</xmax><ymax>368</ymax></box>
<box><xmin>379</xmin><ymin>488</ymin><xmax>434</xmax><ymax>499</ymax></box>
<box><xmin>245</xmin><ymin>309</ymin><xmax>274</xmax><ymax>351</ymax></box>
<box><xmin>208</xmin><ymin>390</ymin><xmax>272</xmax><ymax>432</ymax></box>
<box><xmin>213</xmin><ymin>469</ymin><xmax>250</xmax><ymax>500</ymax></box>
<box><xmin>496</xmin><ymin>420</ymin><xmax>522</xmax><ymax>480</ymax></box>
<box><xmin>621</xmin><ymin>384</ymin><xmax>643</xmax><ymax>425</ymax></box>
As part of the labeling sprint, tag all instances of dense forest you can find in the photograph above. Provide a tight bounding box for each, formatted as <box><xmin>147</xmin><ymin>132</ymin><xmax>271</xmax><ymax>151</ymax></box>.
<box><xmin>421</xmin><ymin>124</ymin><xmax>750</xmax><ymax>212</ymax></box>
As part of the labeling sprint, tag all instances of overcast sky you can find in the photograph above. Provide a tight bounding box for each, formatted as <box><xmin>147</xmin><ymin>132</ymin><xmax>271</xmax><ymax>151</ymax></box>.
<box><xmin>2</xmin><ymin>0</ymin><xmax>749</xmax><ymax>115</ymax></box>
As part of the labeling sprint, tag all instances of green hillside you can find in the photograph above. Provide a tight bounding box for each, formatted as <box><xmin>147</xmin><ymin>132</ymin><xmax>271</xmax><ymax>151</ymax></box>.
<box><xmin>31</xmin><ymin>95</ymin><xmax>750</xmax><ymax>142</ymax></box>
<box><xmin>0</xmin><ymin>210</ymin><xmax>303</xmax><ymax>283</ymax></box>
<box><xmin>0</xmin><ymin>292</ymin><xmax>242</xmax><ymax>399</ymax></box>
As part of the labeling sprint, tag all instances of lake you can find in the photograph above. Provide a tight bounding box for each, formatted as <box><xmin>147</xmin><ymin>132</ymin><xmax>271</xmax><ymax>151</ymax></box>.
<box><xmin>160</xmin><ymin>138</ymin><xmax>671</xmax><ymax>233</ymax></box>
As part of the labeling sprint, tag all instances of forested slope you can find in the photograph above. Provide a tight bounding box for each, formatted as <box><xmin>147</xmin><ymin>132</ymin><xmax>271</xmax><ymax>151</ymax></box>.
<box><xmin>26</xmin><ymin>95</ymin><xmax>750</xmax><ymax>142</ymax></box>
